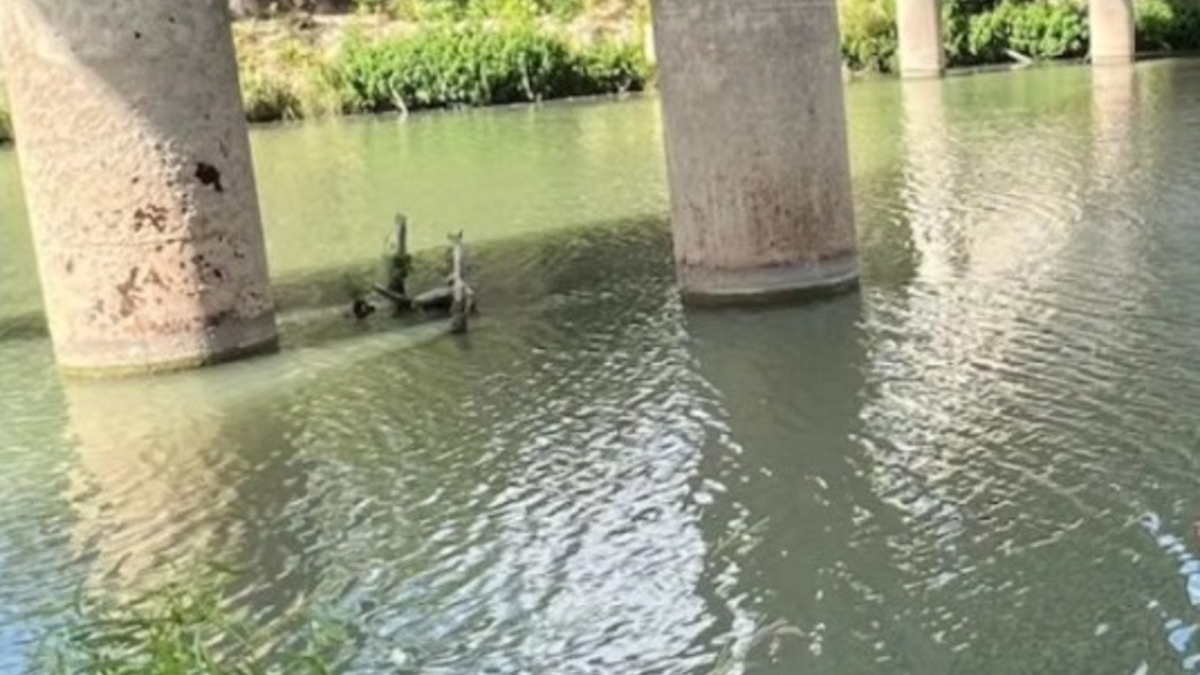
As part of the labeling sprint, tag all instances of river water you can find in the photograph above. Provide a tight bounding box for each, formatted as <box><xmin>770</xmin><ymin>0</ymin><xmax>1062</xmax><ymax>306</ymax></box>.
<box><xmin>4</xmin><ymin>59</ymin><xmax>1200</xmax><ymax>674</ymax></box>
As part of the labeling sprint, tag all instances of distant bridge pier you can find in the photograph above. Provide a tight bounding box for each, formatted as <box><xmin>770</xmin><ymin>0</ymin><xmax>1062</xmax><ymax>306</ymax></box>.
<box><xmin>1090</xmin><ymin>0</ymin><xmax>1135</xmax><ymax>65</ymax></box>
<box><xmin>898</xmin><ymin>0</ymin><xmax>946</xmax><ymax>78</ymax></box>
<box><xmin>649</xmin><ymin>0</ymin><xmax>859</xmax><ymax>305</ymax></box>
<box><xmin>0</xmin><ymin>0</ymin><xmax>278</xmax><ymax>376</ymax></box>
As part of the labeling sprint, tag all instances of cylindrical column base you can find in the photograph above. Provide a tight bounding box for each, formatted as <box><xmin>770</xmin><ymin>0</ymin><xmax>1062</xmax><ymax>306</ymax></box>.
<box><xmin>1089</xmin><ymin>0</ymin><xmax>1135</xmax><ymax>65</ymax></box>
<box><xmin>898</xmin><ymin>0</ymin><xmax>946</xmax><ymax>79</ymax></box>
<box><xmin>679</xmin><ymin>252</ymin><xmax>860</xmax><ymax>306</ymax></box>
<box><xmin>650</xmin><ymin>0</ymin><xmax>860</xmax><ymax>305</ymax></box>
<box><xmin>0</xmin><ymin>0</ymin><xmax>279</xmax><ymax>376</ymax></box>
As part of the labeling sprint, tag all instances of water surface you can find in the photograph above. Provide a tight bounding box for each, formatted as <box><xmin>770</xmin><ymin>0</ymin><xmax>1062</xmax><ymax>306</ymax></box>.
<box><xmin>4</xmin><ymin>60</ymin><xmax>1200</xmax><ymax>674</ymax></box>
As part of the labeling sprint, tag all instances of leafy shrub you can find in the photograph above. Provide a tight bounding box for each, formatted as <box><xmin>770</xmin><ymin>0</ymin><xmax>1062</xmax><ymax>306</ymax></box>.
<box><xmin>1137</xmin><ymin>0</ymin><xmax>1178</xmax><ymax>48</ymax></box>
<box><xmin>1010</xmin><ymin>0</ymin><xmax>1087</xmax><ymax>57</ymax></box>
<box><xmin>840</xmin><ymin>0</ymin><xmax>899</xmax><ymax>72</ymax></box>
<box><xmin>241</xmin><ymin>68</ymin><xmax>305</xmax><ymax>122</ymax></box>
<box><xmin>235</xmin><ymin>29</ymin><xmax>352</xmax><ymax>122</ymax></box>
<box><xmin>390</xmin><ymin>0</ymin><xmax>470</xmax><ymax>21</ymax></box>
<box><xmin>962</xmin><ymin>0</ymin><xmax>1088</xmax><ymax>63</ymax></box>
<box><xmin>576</xmin><ymin>38</ymin><xmax>650</xmax><ymax>93</ymax></box>
<box><xmin>379</xmin><ymin>0</ymin><xmax>582</xmax><ymax>22</ymax></box>
<box><xmin>336</xmin><ymin>22</ymin><xmax>648</xmax><ymax>113</ymax></box>
<box><xmin>1135</xmin><ymin>0</ymin><xmax>1200</xmax><ymax>51</ymax></box>
<box><xmin>942</xmin><ymin>0</ymin><xmax>978</xmax><ymax>64</ymax></box>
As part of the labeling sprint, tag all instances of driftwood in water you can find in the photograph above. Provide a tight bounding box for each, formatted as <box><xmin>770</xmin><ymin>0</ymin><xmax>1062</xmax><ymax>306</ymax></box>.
<box><xmin>448</xmin><ymin>231</ymin><xmax>471</xmax><ymax>333</ymax></box>
<box><xmin>410</xmin><ymin>285</ymin><xmax>454</xmax><ymax>311</ymax></box>
<box><xmin>350</xmin><ymin>214</ymin><xmax>477</xmax><ymax>332</ymax></box>
<box><xmin>365</xmin><ymin>212</ymin><xmax>419</xmax><ymax>317</ymax></box>
<box><xmin>379</xmin><ymin>213</ymin><xmax>412</xmax><ymax>303</ymax></box>
<box><xmin>352</xmin><ymin>298</ymin><xmax>376</xmax><ymax>320</ymax></box>
<box><xmin>410</xmin><ymin>231</ymin><xmax>476</xmax><ymax>333</ymax></box>
<box><xmin>372</xmin><ymin>283</ymin><xmax>408</xmax><ymax>305</ymax></box>
<box><xmin>1004</xmin><ymin>49</ymin><xmax>1034</xmax><ymax>67</ymax></box>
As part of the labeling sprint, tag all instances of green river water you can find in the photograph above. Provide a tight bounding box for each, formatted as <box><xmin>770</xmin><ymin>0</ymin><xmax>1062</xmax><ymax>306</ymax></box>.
<box><xmin>4</xmin><ymin>59</ymin><xmax>1200</xmax><ymax>674</ymax></box>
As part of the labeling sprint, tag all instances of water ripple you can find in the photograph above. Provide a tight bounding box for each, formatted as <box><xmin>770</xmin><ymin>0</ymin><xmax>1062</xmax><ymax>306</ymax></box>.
<box><xmin>8</xmin><ymin>61</ymin><xmax>1200</xmax><ymax>675</ymax></box>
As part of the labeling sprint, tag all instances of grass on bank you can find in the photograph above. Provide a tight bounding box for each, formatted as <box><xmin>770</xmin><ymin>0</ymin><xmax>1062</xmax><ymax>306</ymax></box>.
<box><xmin>840</xmin><ymin>0</ymin><xmax>1090</xmax><ymax>71</ymax></box>
<box><xmin>4</xmin><ymin>0</ymin><xmax>1200</xmax><ymax>143</ymax></box>
<box><xmin>334</xmin><ymin>23</ymin><xmax>648</xmax><ymax>113</ymax></box>
<box><xmin>0</xmin><ymin>1</ymin><xmax>653</xmax><ymax>141</ymax></box>
<box><xmin>234</xmin><ymin>11</ymin><xmax>651</xmax><ymax>124</ymax></box>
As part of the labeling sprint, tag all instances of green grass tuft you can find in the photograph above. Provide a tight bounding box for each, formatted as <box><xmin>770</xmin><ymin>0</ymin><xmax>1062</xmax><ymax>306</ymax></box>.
<box><xmin>34</xmin><ymin>567</ymin><xmax>350</xmax><ymax>675</ymax></box>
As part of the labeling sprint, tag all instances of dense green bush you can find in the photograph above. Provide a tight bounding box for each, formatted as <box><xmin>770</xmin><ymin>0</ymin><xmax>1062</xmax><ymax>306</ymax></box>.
<box><xmin>942</xmin><ymin>0</ymin><xmax>985</xmax><ymax>64</ymax></box>
<box><xmin>840</xmin><ymin>0</ymin><xmax>899</xmax><ymax>71</ymax></box>
<box><xmin>841</xmin><ymin>0</ymin><xmax>1094</xmax><ymax>71</ymax></box>
<box><xmin>963</xmin><ymin>0</ymin><xmax>1088</xmax><ymax>62</ymax></box>
<box><xmin>0</xmin><ymin>19</ymin><xmax>650</xmax><ymax>141</ymax></box>
<box><xmin>574</xmin><ymin>38</ymin><xmax>651</xmax><ymax>93</ymax></box>
<box><xmin>1135</xmin><ymin>0</ymin><xmax>1200</xmax><ymax>50</ymax></box>
<box><xmin>369</xmin><ymin>0</ymin><xmax>647</xmax><ymax>22</ymax></box>
<box><xmin>336</xmin><ymin>22</ymin><xmax>648</xmax><ymax>113</ymax></box>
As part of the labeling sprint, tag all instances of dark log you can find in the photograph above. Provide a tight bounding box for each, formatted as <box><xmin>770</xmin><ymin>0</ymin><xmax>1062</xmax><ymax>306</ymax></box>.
<box><xmin>412</xmin><ymin>286</ymin><xmax>454</xmax><ymax>312</ymax></box>
<box><xmin>384</xmin><ymin>213</ymin><xmax>410</xmax><ymax>297</ymax></box>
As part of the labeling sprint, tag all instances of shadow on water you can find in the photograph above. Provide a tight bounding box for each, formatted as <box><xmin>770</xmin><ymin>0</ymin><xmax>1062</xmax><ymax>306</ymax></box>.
<box><xmin>36</xmin><ymin>212</ymin><xmax>687</xmax><ymax>669</ymax></box>
<box><xmin>1</xmin><ymin>214</ymin><xmax>674</xmax><ymax>373</ymax></box>
<box><xmin>676</xmin><ymin>295</ymin><xmax>947</xmax><ymax>674</ymax></box>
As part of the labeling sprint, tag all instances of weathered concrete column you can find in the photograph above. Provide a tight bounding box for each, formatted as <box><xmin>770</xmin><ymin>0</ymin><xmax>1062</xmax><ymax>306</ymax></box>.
<box><xmin>897</xmin><ymin>0</ymin><xmax>946</xmax><ymax>78</ymax></box>
<box><xmin>0</xmin><ymin>0</ymin><xmax>278</xmax><ymax>376</ymax></box>
<box><xmin>1089</xmin><ymin>0</ymin><xmax>1135</xmax><ymax>65</ymax></box>
<box><xmin>649</xmin><ymin>0</ymin><xmax>859</xmax><ymax>304</ymax></box>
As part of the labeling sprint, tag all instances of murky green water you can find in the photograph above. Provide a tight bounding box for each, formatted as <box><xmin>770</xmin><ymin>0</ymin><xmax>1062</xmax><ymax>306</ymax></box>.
<box><xmin>5</xmin><ymin>59</ymin><xmax>1200</xmax><ymax>674</ymax></box>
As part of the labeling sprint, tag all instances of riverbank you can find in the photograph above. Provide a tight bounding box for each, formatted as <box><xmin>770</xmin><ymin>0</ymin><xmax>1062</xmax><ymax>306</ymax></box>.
<box><xmin>2</xmin><ymin>0</ymin><xmax>1200</xmax><ymax>145</ymax></box>
<box><xmin>233</xmin><ymin>8</ymin><xmax>652</xmax><ymax>123</ymax></box>
<box><xmin>843</xmin><ymin>0</ymin><xmax>1200</xmax><ymax>72</ymax></box>
<box><xmin>0</xmin><ymin>7</ymin><xmax>652</xmax><ymax>144</ymax></box>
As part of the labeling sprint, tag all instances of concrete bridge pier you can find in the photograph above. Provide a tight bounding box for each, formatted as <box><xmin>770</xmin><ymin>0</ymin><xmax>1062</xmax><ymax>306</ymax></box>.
<box><xmin>1090</xmin><ymin>0</ymin><xmax>1135</xmax><ymax>65</ymax></box>
<box><xmin>649</xmin><ymin>0</ymin><xmax>859</xmax><ymax>305</ymax></box>
<box><xmin>0</xmin><ymin>0</ymin><xmax>278</xmax><ymax>376</ymax></box>
<box><xmin>898</xmin><ymin>0</ymin><xmax>946</xmax><ymax>78</ymax></box>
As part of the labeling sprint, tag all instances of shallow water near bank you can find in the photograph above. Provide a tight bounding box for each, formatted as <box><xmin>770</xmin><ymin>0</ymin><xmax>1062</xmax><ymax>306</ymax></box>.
<box><xmin>6</xmin><ymin>59</ymin><xmax>1200</xmax><ymax>673</ymax></box>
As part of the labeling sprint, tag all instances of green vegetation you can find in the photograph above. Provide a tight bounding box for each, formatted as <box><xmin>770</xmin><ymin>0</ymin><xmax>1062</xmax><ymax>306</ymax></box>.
<box><xmin>839</xmin><ymin>0</ymin><xmax>899</xmax><ymax>71</ymax></box>
<box><xmin>336</xmin><ymin>23</ymin><xmax>647</xmax><ymax>114</ymax></box>
<box><xmin>4</xmin><ymin>0</ymin><xmax>1200</xmax><ymax>144</ymax></box>
<box><xmin>1136</xmin><ymin>0</ymin><xmax>1200</xmax><ymax>50</ymax></box>
<box><xmin>0</xmin><ymin>1</ymin><xmax>652</xmax><ymax>142</ymax></box>
<box><xmin>35</xmin><ymin>569</ymin><xmax>348</xmax><ymax>675</ymax></box>
<box><xmin>841</xmin><ymin>0</ymin><xmax>1200</xmax><ymax>73</ymax></box>
<box><xmin>842</xmin><ymin>0</ymin><xmax>1090</xmax><ymax>71</ymax></box>
<box><xmin>24</xmin><ymin>567</ymin><xmax>805</xmax><ymax>675</ymax></box>
<box><xmin>958</xmin><ymin>0</ymin><xmax>1089</xmax><ymax>64</ymax></box>
<box><xmin>237</xmin><ymin>27</ymin><xmax>347</xmax><ymax>122</ymax></box>
<box><xmin>361</xmin><ymin>0</ymin><xmax>650</xmax><ymax>23</ymax></box>
<box><xmin>233</xmin><ymin>2</ymin><xmax>651</xmax><ymax>125</ymax></box>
